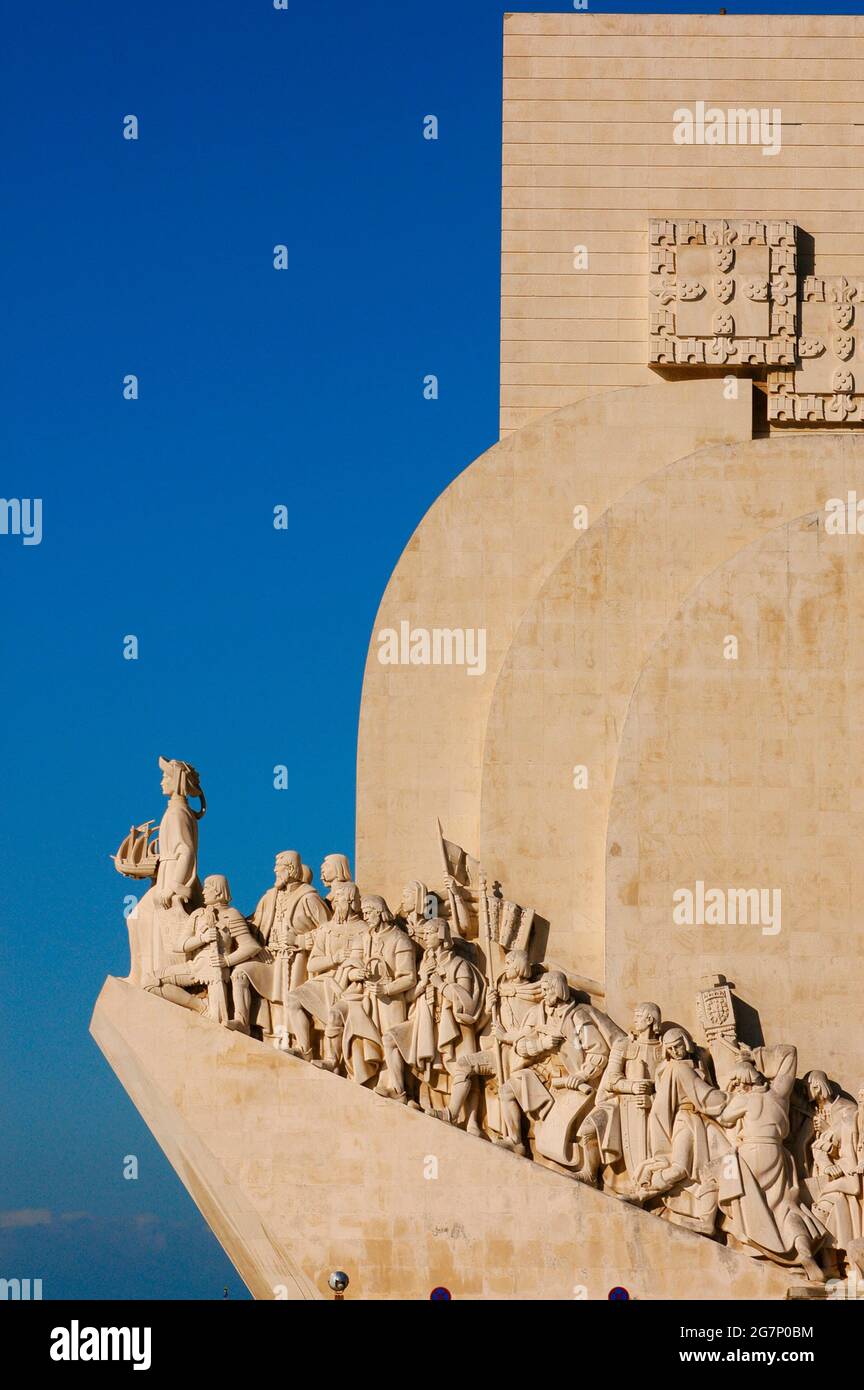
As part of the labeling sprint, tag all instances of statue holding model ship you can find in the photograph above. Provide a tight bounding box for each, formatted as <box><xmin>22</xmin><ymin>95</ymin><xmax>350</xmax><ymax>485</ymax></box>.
<box><xmin>109</xmin><ymin>755</ymin><xmax>863</xmax><ymax>1287</ymax></box>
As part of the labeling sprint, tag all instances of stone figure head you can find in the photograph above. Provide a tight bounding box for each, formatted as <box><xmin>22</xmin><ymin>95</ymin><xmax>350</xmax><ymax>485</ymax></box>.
<box><xmin>361</xmin><ymin>895</ymin><xmax>393</xmax><ymax>930</ymax></box>
<box><xmin>400</xmin><ymin>880</ymin><xmax>428</xmax><ymax>917</ymax></box>
<box><xmin>321</xmin><ymin>854</ymin><xmax>352</xmax><ymax>891</ymax></box>
<box><xmin>331</xmin><ymin>880</ymin><xmax>362</xmax><ymax>922</ymax></box>
<box><xmin>847</xmin><ymin>1238</ymin><xmax>864</xmax><ymax>1280</ymax></box>
<box><xmin>662</xmin><ymin>1026</ymin><xmax>693</xmax><ymax>1061</ymax></box>
<box><xmin>159</xmin><ymin>756</ymin><xmax>206</xmax><ymax>818</ymax></box>
<box><xmin>202</xmin><ymin>874</ymin><xmax>231</xmax><ymax>907</ymax></box>
<box><xmin>728</xmin><ymin>1060</ymin><xmax>765</xmax><ymax>1093</ymax></box>
<box><xmin>633</xmin><ymin>1002</ymin><xmax>661</xmax><ymax>1038</ymax></box>
<box><xmin>274</xmin><ymin>851</ymin><xmax>302</xmax><ymax>888</ymax></box>
<box><xmin>418</xmin><ymin>917</ymin><xmax>450</xmax><ymax>953</ymax></box>
<box><xmin>503</xmin><ymin>948</ymin><xmax>532</xmax><ymax>982</ymax></box>
<box><xmin>540</xmin><ymin>970</ymin><xmax>569</xmax><ymax>1006</ymax></box>
<box><xmin>805</xmin><ymin>1070</ymin><xmax>833</xmax><ymax>1105</ymax></box>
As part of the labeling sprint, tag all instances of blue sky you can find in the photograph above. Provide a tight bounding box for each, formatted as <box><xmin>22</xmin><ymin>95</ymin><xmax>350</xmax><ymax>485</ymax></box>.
<box><xmin>1</xmin><ymin>0</ymin><xmax>857</xmax><ymax>1300</ymax></box>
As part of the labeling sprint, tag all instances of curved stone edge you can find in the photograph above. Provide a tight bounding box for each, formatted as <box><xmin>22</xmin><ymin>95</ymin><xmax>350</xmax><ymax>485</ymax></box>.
<box><xmin>479</xmin><ymin>432</ymin><xmax>864</xmax><ymax>986</ymax></box>
<box><xmin>605</xmin><ymin>508</ymin><xmax>864</xmax><ymax>1089</ymax></box>
<box><xmin>91</xmin><ymin>975</ymin><xmax>793</xmax><ymax>1301</ymax></box>
<box><xmin>356</xmin><ymin>380</ymin><xmax>753</xmax><ymax>913</ymax></box>
<box><xmin>90</xmin><ymin>977</ymin><xmax>319</xmax><ymax>1301</ymax></box>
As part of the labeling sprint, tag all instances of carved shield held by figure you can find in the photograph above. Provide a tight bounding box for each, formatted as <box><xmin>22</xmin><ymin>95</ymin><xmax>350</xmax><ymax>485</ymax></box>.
<box><xmin>533</xmin><ymin>1087</ymin><xmax>595</xmax><ymax>1168</ymax></box>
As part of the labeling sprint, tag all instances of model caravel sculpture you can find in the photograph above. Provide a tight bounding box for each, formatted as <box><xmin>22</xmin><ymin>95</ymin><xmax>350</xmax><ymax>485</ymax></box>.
<box><xmin>114</xmin><ymin>755</ymin><xmax>864</xmax><ymax>1289</ymax></box>
<box><xmin>112</xmin><ymin>822</ymin><xmax>160</xmax><ymax>879</ymax></box>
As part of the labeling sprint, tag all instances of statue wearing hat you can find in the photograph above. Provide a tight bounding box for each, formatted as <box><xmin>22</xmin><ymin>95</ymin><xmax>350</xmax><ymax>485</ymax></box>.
<box><xmin>114</xmin><ymin>756</ymin><xmax>206</xmax><ymax>986</ymax></box>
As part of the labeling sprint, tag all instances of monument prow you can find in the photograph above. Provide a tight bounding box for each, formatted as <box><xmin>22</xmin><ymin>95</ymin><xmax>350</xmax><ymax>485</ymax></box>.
<box><xmin>92</xmin><ymin>12</ymin><xmax>864</xmax><ymax>1300</ymax></box>
<box><xmin>90</xmin><ymin>976</ymin><xmax>794</xmax><ymax>1301</ymax></box>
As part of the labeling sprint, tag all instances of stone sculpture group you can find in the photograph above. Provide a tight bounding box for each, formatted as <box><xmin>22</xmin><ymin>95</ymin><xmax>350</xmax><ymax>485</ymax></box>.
<box><xmin>115</xmin><ymin>757</ymin><xmax>864</xmax><ymax>1286</ymax></box>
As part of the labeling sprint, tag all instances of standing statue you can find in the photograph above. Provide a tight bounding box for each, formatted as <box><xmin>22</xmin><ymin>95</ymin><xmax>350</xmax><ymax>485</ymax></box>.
<box><xmin>360</xmin><ymin>896</ymin><xmax>417</xmax><ymax>1076</ymax></box>
<box><xmin>493</xmin><ymin>970</ymin><xmax>579</xmax><ymax>1157</ymax></box>
<box><xmin>489</xmin><ymin>949</ymin><xmax>543</xmax><ymax>1031</ymax></box>
<box><xmin>809</xmin><ymin>1086</ymin><xmax>863</xmax><ymax>1268</ymax></box>
<box><xmin>575</xmin><ymin>1001</ymin><xmax>665</xmax><ymax>1196</ymax></box>
<box><xmin>323</xmin><ymin>896</ymin><xmax>417</xmax><ymax>1086</ymax></box>
<box><xmin>381</xmin><ymin>918</ymin><xmax>486</xmax><ymax>1108</ymax></box>
<box><xmin>229</xmin><ymin>850</ymin><xmax>330</xmax><ymax>1040</ymax></box>
<box><xmin>794</xmin><ymin>1071</ymin><xmax>857</xmax><ymax>1195</ymax></box>
<box><xmin>116</xmin><ymin>756</ymin><xmax>206</xmax><ymax>986</ymax></box>
<box><xmin>395</xmin><ymin>880</ymin><xmax>432</xmax><ymax>942</ymax></box>
<box><xmin>706</xmin><ymin>1046</ymin><xmax>827</xmax><ymax>1282</ymax></box>
<box><xmin>144</xmin><ymin>875</ymin><xmax>258</xmax><ymax>1022</ymax></box>
<box><xmin>281</xmin><ymin>880</ymin><xmax>366</xmax><ymax>1065</ymax></box>
<box><xmin>445</xmin><ymin>948</ymin><xmax>542</xmax><ymax>1135</ymax></box>
<box><xmin>632</xmin><ymin>1027</ymin><xmax>728</xmax><ymax>1234</ymax></box>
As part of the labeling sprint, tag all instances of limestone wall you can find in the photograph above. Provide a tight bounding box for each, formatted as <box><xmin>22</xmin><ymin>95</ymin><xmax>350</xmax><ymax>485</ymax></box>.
<box><xmin>502</xmin><ymin>12</ymin><xmax>864</xmax><ymax>432</ymax></box>
<box><xmin>356</xmin><ymin>378</ymin><xmax>752</xmax><ymax>926</ymax></box>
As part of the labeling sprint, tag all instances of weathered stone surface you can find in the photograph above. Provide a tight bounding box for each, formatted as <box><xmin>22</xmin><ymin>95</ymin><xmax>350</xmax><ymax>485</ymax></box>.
<box><xmin>95</xmin><ymin>12</ymin><xmax>864</xmax><ymax>1302</ymax></box>
<box><xmin>356</xmin><ymin>378</ymin><xmax>753</xmax><ymax>929</ymax></box>
<box><xmin>501</xmin><ymin>11</ymin><xmax>864</xmax><ymax>434</ymax></box>
<box><xmin>90</xmin><ymin>976</ymin><xmax>793</xmax><ymax>1301</ymax></box>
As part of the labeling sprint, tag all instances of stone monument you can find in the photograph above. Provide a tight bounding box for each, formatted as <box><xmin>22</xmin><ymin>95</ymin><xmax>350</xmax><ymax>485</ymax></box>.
<box><xmin>92</xmin><ymin>12</ymin><xmax>864</xmax><ymax>1300</ymax></box>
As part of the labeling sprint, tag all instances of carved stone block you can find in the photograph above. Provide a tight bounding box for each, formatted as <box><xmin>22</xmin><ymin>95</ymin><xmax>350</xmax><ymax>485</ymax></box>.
<box><xmin>649</xmin><ymin>218</ymin><xmax>797</xmax><ymax>368</ymax></box>
<box><xmin>696</xmin><ymin>973</ymin><xmax>736</xmax><ymax>1044</ymax></box>
<box><xmin>769</xmin><ymin>276</ymin><xmax>864</xmax><ymax>424</ymax></box>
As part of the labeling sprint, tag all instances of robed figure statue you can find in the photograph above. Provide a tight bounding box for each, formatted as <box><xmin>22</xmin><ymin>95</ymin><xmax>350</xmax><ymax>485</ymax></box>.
<box><xmin>114</xmin><ymin>756</ymin><xmax>206</xmax><ymax>985</ymax></box>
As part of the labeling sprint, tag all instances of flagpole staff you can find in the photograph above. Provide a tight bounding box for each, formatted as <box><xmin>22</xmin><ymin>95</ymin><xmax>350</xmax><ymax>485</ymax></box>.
<box><xmin>436</xmin><ymin>817</ymin><xmax>463</xmax><ymax>933</ymax></box>
<box><xmin>479</xmin><ymin>870</ymin><xmax>505</xmax><ymax>1089</ymax></box>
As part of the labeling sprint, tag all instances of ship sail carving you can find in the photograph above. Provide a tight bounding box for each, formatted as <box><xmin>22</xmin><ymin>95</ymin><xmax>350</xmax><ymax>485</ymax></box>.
<box><xmin>112</xmin><ymin>821</ymin><xmax>159</xmax><ymax>880</ymax></box>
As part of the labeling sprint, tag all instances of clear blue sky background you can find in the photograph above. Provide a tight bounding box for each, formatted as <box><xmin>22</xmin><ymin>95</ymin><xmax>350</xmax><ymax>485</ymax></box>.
<box><xmin>0</xmin><ymin>0</ymin><xmax>856</xmax><ymax>1300</ymax></box>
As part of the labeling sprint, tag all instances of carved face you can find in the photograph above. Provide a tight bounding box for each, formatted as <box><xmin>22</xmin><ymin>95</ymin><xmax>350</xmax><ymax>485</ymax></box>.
<box><xmin>274</xmin><ymin>855</ymin><xmax>300</xmax><ymax>888</ymax></box>
<box><xmin>667</xmin><ymin>1036</ymin><xmax>688</xmax><ymax>1061</ymax></box>
<box><xmin>361</xmin><ymin>900</ymin><xmax>382</xmax><ymax>929</ymax></box>
<box><xmin>331</xmin><ymin>882</ymin><xmax>358</xmax><ymax>922</ymax></box>
<box><xmin>399</xmin><ymin>884</ymin><xmax>415</xmax><ymax>914</ymax></box>
<box><xmin>503</xmin><ymin>952</ymin><xmax>522</xmax><ymax>980</ymax></box>
<box><xmin>807</xmin><ymin>1072</ymin><xmax>831</xmax><ymax>1104</ymax></box>
<box><xmin>633</xmin><ymin>1004</ymin><xmax>659</xmax><ymax>1036</ymax></box>
<box><xmin>202</xmin><ymin>877</ymin><xmax>228</xmax><ymax>907</ymax></box>
<box><xmin>540</xmin><ymin>972</ymin><xmax>566</xmax><ymax>1006</ymax></box>
<box><xmin>160</xmin><ymin>770</ymin><xmax>173</xmax><ymax>795</ymax></box>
